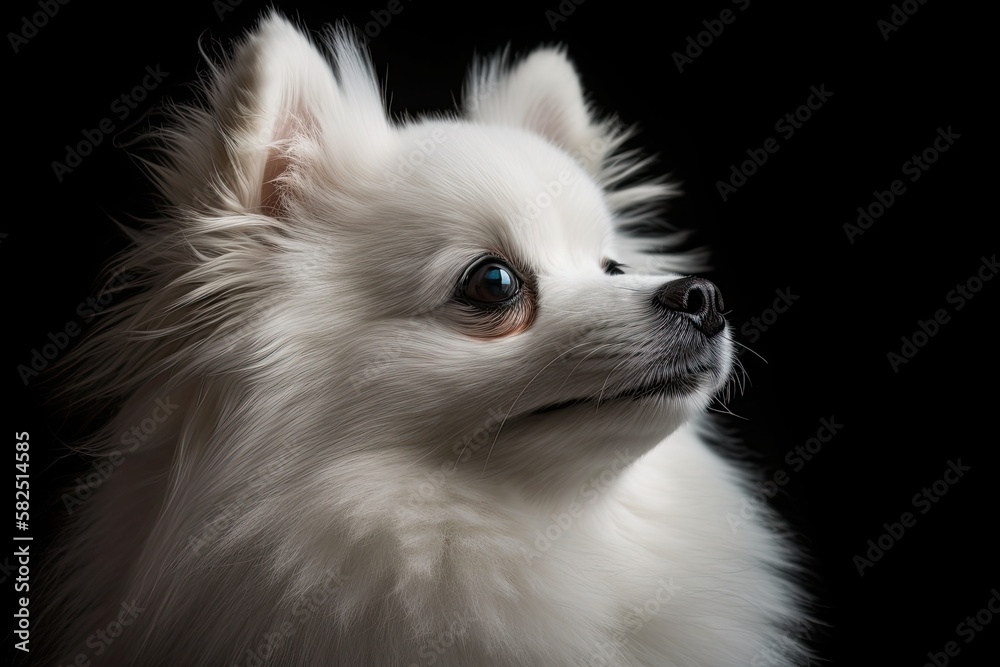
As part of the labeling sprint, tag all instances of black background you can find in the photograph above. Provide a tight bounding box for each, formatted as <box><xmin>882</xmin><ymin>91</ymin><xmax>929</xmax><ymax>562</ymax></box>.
<box><xmin>6</xmin><ymin>1</ymin><xmax>996</xmax><ymax>665</ymax></box>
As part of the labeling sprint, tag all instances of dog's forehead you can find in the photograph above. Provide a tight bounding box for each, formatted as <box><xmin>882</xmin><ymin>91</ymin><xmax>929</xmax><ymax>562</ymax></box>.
<box><xmin>390</xmin><ymin>122</ymin><xmax>611</xmax><ymax>264</ymax></box>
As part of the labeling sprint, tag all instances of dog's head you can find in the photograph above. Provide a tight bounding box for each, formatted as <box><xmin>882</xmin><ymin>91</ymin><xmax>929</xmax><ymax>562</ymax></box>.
<box><xmin>99</xmin><ymin>13</ymin><xmax>733</xmax><ymax>491</ymax></box>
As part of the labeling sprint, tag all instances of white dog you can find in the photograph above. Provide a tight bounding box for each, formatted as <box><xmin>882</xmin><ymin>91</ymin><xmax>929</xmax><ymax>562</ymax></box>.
<box><xmin>42</xmin><ymin>13</ymin><xmax>809</xmax><ymax>666</ymax></box>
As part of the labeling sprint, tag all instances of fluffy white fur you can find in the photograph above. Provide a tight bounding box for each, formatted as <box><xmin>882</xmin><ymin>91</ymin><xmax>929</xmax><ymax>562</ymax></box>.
<box><xmin>41</xmin><ymin>13</ymin><xmax>809</xmax><ymax>666</ymax></box>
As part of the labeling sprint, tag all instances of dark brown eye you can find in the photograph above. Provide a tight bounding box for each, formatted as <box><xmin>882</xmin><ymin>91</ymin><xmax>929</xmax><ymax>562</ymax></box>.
<box><xmin>462</xmin><ymin>259</ymin><xmax>520</xmax><ymax>305</ymax></box>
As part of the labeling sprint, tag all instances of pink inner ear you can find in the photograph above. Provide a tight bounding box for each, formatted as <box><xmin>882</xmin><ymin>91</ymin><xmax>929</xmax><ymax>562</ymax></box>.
<box><xmin>260</xmin><ymin>146</ymin><xmax>289</xmax><ymax>217</ymax></box>
<box><xmin>526</xmin><ymin>97</ymin><xmax>571</xmax><ymax>148</ymax></box>
<box><xmin>258</xmin><ymin>112</ymin><xmax>304</xmax><ymax>217</ymax></box>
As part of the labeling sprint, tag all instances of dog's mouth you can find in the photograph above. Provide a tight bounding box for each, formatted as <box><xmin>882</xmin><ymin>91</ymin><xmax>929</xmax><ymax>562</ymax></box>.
<box><xmin>529</xmin><ymin>363</ymin><xmax>718</xmax><ymax>416</ymax></box>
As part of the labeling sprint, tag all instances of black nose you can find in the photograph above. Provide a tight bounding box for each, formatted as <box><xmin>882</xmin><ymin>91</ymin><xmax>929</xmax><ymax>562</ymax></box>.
<box><xmin>654</xmin><ymin>276</ymin><xmax>726</xmax><ymax>337</ymax></box>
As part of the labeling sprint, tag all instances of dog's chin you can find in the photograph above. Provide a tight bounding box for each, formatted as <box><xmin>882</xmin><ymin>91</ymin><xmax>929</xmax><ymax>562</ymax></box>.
<box><xmin>529</xmin><ymin>363</ymin><xmax>725</xmax><ymax>417</ymax></box>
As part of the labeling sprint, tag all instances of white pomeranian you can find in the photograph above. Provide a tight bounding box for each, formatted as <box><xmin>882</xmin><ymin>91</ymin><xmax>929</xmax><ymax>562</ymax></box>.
<box><xmin>41</xmin><ymin>12</ymin><xmax>809</xmax><ymax>666</ymax></box>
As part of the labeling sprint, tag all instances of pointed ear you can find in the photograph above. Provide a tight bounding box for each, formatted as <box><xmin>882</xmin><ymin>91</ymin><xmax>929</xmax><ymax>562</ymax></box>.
<box><xmin>464</xmin><ymin>48</ymin><xmax>615</xmax><ymax>173</ymax></box>
<box><xmin>156</xmin><ymin>12</ymin><xmax>390</xmax><ymax>216</ymax></box>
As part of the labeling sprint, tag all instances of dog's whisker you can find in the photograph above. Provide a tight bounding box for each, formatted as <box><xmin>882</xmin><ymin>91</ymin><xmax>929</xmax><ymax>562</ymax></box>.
<box><xmin>707</xmin><ymin>395</ymin><xmax>747</xmax><ymax>420</ymax></box>
<box><xmin>596</xmin><ymin>356</ymin><xmax>635</xmax><ymax>410</ymax></box>
<box><xmin>735</xmin><ymin>357</ymin><xmax>751</xmax><ymax>394</ymax></box>
<box><xmin>706</xmin><ymin>405</ymin><xmax>745</xmax><ymax>419</ymax></box>
<box><xmin>732</xmin><ymin>339</ymin><xmax>768</xmax><ymax>365</ymax></box>
<box><xmin>479</xmin><ymin>341</ymin><xmax>593</xmax><ymax>475</ymax></box>
<box><xmin>559</xmin><ymin>341</ymin><xmax>630</xmax><ymax>391</ymax></box>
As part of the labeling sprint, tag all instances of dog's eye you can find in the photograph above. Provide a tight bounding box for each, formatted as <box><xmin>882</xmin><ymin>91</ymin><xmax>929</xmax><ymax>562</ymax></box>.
<box><xmin>462</xmin><ymin>258</ymin><xmax>520</xmax><ymax>305</ymax></box>
<box><xmin>603</xmin><ymin>258</ymin><xmax>626</xmax><ymax>276</ymax></box>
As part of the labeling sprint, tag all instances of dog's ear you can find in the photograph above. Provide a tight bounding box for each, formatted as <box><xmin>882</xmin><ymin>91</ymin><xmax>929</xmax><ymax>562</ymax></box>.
<box><xmin>465</xmin><ymin>47</ymin><xmax>694</xmax><ymax>273</ymax></box>
<box><xmin>153</xmin><ymin>12</ymin><xmax>390</xmax><ymax>216</ymax></box>
<box><xmin>464</xmin><ymin>48</ymin><xmax>614</xmax><ymax>174</ymax></box>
